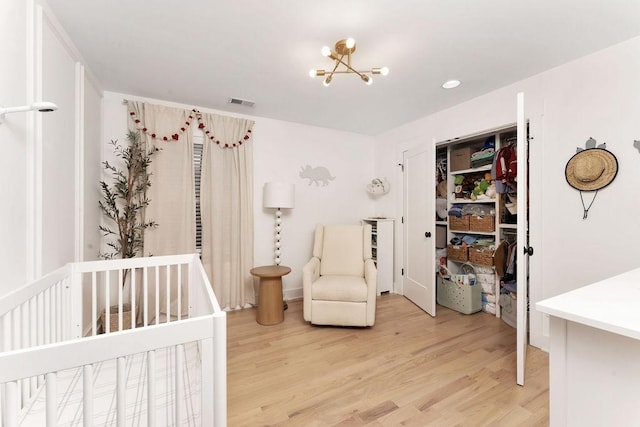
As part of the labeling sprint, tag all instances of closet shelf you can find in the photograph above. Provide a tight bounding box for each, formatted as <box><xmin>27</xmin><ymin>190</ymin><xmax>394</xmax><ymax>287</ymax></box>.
<box><xmin>449</xmin><ymin>164</ymin><xmax>492</xmax><ymax>175</ymax></box>
<box><xmin>449</xmin><ymin>198</ymin><xmax>497</xmax><ymax>204</ymax></box>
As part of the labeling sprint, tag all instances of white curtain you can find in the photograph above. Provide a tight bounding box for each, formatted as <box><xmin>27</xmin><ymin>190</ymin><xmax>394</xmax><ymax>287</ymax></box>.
<box><xmin>128</xmin><ymin>102</ymin><xmax>195</xmax><ymax>320</ymax></box>
<box><xmin>199</xmin><ymin>113</ymin><xmax>255</xmax><ymax>310</ymax></box>
<box><xmin>126</xmin><ymin>101</ymin><xmax>255</xmax><ymax>312</ymax></box>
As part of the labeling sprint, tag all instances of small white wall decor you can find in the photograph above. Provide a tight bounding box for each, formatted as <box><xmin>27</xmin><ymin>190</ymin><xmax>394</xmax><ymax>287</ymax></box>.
<box><xmin>366</xmin><ymin>177</ymin><xmax>390</xmax><ymax>196</ymax></box>
<box><xmin>299</xmin><ymin>165</ymin><xmax>335</xmax><ymax>186</ymax></box>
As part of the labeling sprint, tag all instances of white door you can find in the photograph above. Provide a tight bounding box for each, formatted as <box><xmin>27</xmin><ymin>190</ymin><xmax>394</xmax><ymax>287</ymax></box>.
<box><xmin>516</xmin><ymin>92</ymin><xmax>530</xmax><ymax>386</ymax></box>
<box><xmin>403</xmin><ymin>142</ymin><xmax>436</xmax><ymax>316</ymax></box>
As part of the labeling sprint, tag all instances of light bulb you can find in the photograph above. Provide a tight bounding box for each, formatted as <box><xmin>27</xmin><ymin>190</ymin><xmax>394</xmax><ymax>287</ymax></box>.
<box><xmin>323</xmin><ymin>75</ymin><xmax>332</xmax><ymax>87</ymax></box>
<box><xmin>362</xmin><ymin>74</ymin><xmax>373</xmax><ymax>85</ymax></box>
<box><xmin>345</xmin><ymin>38</ymin><xmax>355</xmax><ymax>49</ymax></box>
<box><xmin>309</xmin><ymin>69</ymin><xmax>316</xmax><ymax>78</ymax></box>
<box><xmin>321</xmin><ymin>46</ymin><xmax>331</xmax><ymax>57</ymax></box>
<box><xmin>380</xmin><ymin>66</ymin><xmax>389</xmax><ymax>76</ymax></box>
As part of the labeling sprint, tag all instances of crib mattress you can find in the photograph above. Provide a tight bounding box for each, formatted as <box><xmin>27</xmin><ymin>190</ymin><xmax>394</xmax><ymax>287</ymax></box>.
<box><xmin>19</xmin><ymin>342</ymin><xmax>201</xmax><ymax>426</ymax></box>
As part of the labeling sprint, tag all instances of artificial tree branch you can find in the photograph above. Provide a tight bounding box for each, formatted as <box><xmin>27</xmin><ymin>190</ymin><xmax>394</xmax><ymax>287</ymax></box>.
<box><xmin>99</xmin><ymin>130</ymin><xmax>159</xmax><ymax>286</ymax></box>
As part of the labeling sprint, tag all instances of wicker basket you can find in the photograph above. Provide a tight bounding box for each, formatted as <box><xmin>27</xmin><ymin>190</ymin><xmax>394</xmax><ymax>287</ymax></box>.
<box><xmin>469</xmin><ymin>215</ymin><xmax>495</xmax><ymax>232</ymax></box>
<box><xmin>447</xmin><ymin>244</ymin><xmax>468</xmax><ymax>262</ymax></box>
<box><xmin>469</xmin><ymin>247</ymin><xmax>494</xmax><ymax>266</ymax></box>
<box><xmin>100</xmin><ymin>303</ymin><xmax>133</xmax><ymax>333</ymax></box>
<box><xmin>449</xmin><ymin>215</ymin><xmax>470</xmax><ymax>231</ymax></box>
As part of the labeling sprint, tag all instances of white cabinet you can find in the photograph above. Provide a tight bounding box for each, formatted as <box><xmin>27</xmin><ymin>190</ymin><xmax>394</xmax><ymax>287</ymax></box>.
<box><xmin>362</xmin><ymin>218</ymin><xmax>394</xmax><ymax>295</ymax></box>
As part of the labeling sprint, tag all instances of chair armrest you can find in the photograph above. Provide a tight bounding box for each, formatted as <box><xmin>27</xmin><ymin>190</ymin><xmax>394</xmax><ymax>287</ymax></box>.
<box><xmin>302</xmin><ymin>257</ymin><xmax>321</xmax><ymax>285</ymax></box>
<box><xmin>302</xmin><ymin>257</ymin><xmax>321</xmax><ymax>321</ymax></box>
<box><xmin>364</xmin><ymin>258</ymin><xmax>377</xmax><ymax>291</ymax></box>
<box><xmin>364</xmin><ymin>258</ymin><xmax>378</xmax><ymax>326</ymax></box>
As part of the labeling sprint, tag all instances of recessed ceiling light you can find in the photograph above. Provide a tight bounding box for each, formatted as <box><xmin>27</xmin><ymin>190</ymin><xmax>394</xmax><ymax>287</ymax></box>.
<box><xmin>442</xmin><ymin>79</ymin><xmax>461</xmax><ymax>89</ymax></box>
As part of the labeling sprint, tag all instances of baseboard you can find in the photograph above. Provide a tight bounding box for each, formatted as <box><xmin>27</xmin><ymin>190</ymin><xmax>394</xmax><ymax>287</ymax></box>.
<box><xmin>284</xmin><ymin>287</ymin><xmax>302</xmax><ymax>301</ymax></box>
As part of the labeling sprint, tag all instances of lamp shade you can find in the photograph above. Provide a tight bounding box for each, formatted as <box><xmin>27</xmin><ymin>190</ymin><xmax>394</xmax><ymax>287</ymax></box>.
<box><xmin>263</xmin><ymin>182</ymin><xmax>295</xmax><ymax>209</ymax></box>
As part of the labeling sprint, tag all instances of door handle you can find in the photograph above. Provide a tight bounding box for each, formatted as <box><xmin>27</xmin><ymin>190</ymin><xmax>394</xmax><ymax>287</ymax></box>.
<box><xmin>524</xmin><ymin>246</ymin><xmax>534</xmax><ymax>256</ymax></box>
<box><xmin>425</xmin><ymin>232</ymin><xmax>431</xmax><ymax>238</ymax></box>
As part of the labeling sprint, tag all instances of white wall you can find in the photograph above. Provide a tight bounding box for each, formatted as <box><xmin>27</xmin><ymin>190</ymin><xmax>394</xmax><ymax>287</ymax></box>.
<box><xmin>0</xmin><ymin>0</ymin><xmax>29</xmax><ymax>295</ymax></box>
<box><xmin>102</xmin><ymin>91</ymin><xmax>375</xmax><ymax>301</ymax></box>
<box><xmin>375</xmin><ymin>36</ymin><xmax>640</xmax><ymax>350</ymax></box>
<box><xmin>0</xmin><ymin>0</ymin><xmax>102</xmax><ymax>296</ymax></box>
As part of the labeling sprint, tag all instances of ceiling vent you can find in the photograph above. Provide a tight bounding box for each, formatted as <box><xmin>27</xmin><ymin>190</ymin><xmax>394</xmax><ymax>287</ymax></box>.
<box><xmin>227</xmin><ymin>97</ymin><xmax>255</xmax><ymax>107</ymax></box>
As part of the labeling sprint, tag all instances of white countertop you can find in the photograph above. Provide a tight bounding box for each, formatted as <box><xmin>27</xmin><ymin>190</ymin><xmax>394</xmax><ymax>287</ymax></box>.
<box><xmin>536</xmin><ymin>267</ymin><xmax>640</xmax><ymax>341</ymax></box>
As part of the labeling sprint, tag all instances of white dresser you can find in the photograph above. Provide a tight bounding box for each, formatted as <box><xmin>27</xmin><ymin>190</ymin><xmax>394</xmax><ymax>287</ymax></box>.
<box><xmin>537</xmin><ymin>268</ymin><xmax>640</xmax><ymax>426</ymax></box>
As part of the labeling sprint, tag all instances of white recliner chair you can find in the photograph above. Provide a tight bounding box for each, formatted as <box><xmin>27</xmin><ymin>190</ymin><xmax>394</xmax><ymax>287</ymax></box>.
<box><xmin>302</xmin><ymin>224</ymin><xmax>377</xmax><ymax>327</ymax></box>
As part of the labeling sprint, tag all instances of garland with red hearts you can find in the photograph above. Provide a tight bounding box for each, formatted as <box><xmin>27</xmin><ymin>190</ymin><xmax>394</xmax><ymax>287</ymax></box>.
<box><xmin>128</xmin><ymin>108</ymin><xmax>253</xmax><ymax>148</ymax></box>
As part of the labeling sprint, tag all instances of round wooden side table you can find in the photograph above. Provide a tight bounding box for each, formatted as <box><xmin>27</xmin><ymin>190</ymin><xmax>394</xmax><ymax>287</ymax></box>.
<box><xmin>250</xmin><ymin>265</ymin><xmax>291</xmax><ymax>325</ymax></box>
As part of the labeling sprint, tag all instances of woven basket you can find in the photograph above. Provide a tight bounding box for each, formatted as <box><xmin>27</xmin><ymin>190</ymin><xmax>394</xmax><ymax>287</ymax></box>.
<box><xmin>449</xmin><ymin>215</ymin><xmax>470</xmax><ymax>231</ymax></box>
<box><xmin>100</xmin><ymin>303</ymin><xmax>133</xmax><ymax>333</ymax></box>
<box><xmin>469</xmin><ymin>215</ymin><xmax>495</xmax><ymax>232</ymax></box>
<box><xmin>447</xmin><ymin>244</ymin><xmax>468</xmax><ymax>262</ymax></box>
<box><xmin>469</xmin><ymin>247</ymin><xmax>494</xmax><ymax>266</ymax></box>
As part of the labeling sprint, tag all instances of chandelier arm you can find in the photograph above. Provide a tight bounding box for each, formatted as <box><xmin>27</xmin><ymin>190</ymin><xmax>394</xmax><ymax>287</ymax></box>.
<box><xmin>333</xmin><ymin>55</ymin><xmax>369</xmax><ymax>79</ymax></box>
<box><xmin>326</xmin><ymin>53</ymin><xmax>343</xmax><ymax>80</ymax></box>
<box><xmin>330</xmin><ymin>70</ymin><xmax>373</xmax><ymax>74</ymax></box>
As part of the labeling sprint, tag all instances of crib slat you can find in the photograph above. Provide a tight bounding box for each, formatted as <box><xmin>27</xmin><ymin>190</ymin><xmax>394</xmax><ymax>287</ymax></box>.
<box><xmin>46</xmin><ymin>372</ymin><xmax>56</xmax><ymax>426</ymax></box>
<box><xmin>83</xmin><ymin>365</ymin><xmax>93</xmax><ymax>426</ymax></box>
<box><xmin>91</xmin><ymin>271</ymin><xmax>97</xmax><ymax>336</ymax></box>
<box><xmin>117</xmin><ymin>357</ymin><xmax>125</xmax><ymax>425</ymax></box>
<box><xmin>11</xmin><ymin>306</ymin><xmax>20</xmax><ymax>351</ymax></box>
<box><xmin>56</xmin><ymin>281</ymin><xmax>62</xmax><ymax>342</ymax></box>
<box><xmin>118</xmin><ymin>269</ymin><xmax>123</xmax><ymax>331</ymax></box>
<box><xmin>175</xmin><ymin>344</ymin><xmax>184</xmax><ymax>425</ymax></box>
<box><xmin>155</xmin><ymin>266</ymin><xmax>160</xmax><ymax>325</ymax></box>
<box><xmin>21</xmin><ymin>302</ymin><xmax>29</xmax><ymax>405</ymax></box>
<box><xmin>147</xmin><ymin>350</ymin><xmax>156</xmax><ymax>427</ymax></box>
<box><xmin>166</xmin><ymin>266</ymin><xmax>171</xmax><ymax>323</ymax></box>
<box><xmin>177</xmin><ymin>264</ymin><xmax>182</xmax><ymax>321</ymax></box>
<box><xmin>131</xmin><ymin>267</ymin><xmax>136</xmax><ymax>330</ymax></box>
<box><xmin>44</xmin><ymin>288</ymin><xmax>51</xmax><ymax>345</ymax></box>
<box><xmin>105</xmin><ymin>270</ymin><xmax>111</xmax><ymax>334</ymax></box>
<box><xmin>143</xmin><ymin>267</ymin><xmax>149</xmax><ymax>327</ymax></box>
<box><xmin>37</xmin><ymin>293</ymin><xmax>43</xmax><ymax>347</ymax></box>
<box><xmin>29</xmin><ymin>298</ymin><xmax>37</xmax><ymax>396</ymax></box>
<box><xmin>4</xmin><ymin>381</ymin><xmax>19</xmax><ymax>427</ymax></box>
<box><xmin>1</xmin><ymin>314</ymin><xmax>9</xmax><ymax>352</ymax></box>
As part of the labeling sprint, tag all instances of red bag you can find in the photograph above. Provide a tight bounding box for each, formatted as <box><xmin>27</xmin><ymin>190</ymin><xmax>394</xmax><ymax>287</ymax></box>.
<box><xmin>495</xmin><ymin>145</ymin><xmax>517</xmax><ymax>182</ymax></box>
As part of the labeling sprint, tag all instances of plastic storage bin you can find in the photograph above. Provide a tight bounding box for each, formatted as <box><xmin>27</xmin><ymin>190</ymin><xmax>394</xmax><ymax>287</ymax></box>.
<box><xmin>436</xmin><ymin>274</ymin><xmax>482</xmax><ymax>314</ymax></box>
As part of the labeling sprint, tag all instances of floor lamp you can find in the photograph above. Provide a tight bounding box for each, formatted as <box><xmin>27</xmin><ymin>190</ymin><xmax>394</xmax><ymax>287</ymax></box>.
<box><xmin>263</xmin><ymin>182</ymin><xmax>295</xmax><ymax>265</ymax></box>
<box><xmin>263</xmin><ymin>182</ymin><xmax>295</xmax><ymax>310</ymax></box>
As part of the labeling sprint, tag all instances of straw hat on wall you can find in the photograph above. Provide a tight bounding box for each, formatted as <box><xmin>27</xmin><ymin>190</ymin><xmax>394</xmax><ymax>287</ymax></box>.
<box><xmin>565</xmin><ymin>148</ymin><xmax>618</xmax><ymax>191</ymax></box>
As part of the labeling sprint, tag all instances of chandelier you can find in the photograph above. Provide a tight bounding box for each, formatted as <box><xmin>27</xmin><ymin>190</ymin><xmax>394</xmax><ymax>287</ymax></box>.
<box><xmin>309</xmin><ymin>38</ymin><xmax>389</xmax><ymax>86</ymax></box>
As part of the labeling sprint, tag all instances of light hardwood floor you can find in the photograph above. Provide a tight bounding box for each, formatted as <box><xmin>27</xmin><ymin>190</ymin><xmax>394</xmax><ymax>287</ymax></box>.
<box><xmin>227</xmin><ymin>294</ymin><xmax>549</xmax><ymax>426</ymax></box>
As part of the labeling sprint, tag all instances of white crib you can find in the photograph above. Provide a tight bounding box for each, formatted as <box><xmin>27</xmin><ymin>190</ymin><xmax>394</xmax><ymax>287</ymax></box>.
<box><xmin>0</xmin><ymin>254</ymin><xmax>226</xmax><ymax>426</ymax></box>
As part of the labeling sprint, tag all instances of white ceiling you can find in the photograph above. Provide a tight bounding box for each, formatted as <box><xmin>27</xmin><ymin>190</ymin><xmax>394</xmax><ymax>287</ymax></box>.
<box><xmin>47</xmin><ymin>0</ymin><xmax>640</xmax><ymax>135</ymax></box>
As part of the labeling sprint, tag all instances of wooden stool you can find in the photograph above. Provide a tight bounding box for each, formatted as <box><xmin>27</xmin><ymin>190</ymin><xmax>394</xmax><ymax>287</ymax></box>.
<box><xmin>250</xmin><ymin>265</ymin><xmax>291</xmax><ymax>325</ymax></box>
